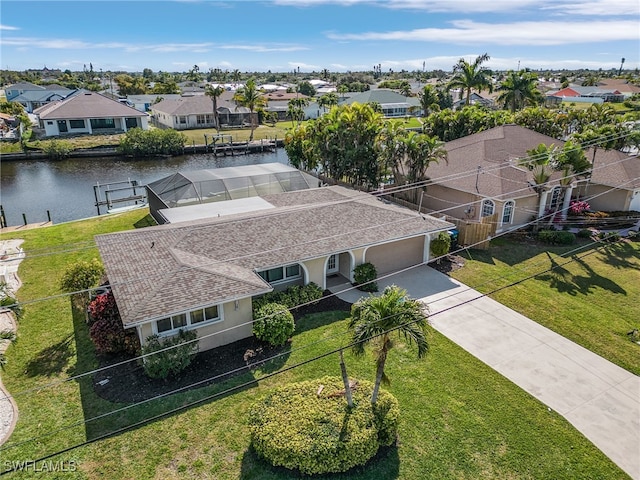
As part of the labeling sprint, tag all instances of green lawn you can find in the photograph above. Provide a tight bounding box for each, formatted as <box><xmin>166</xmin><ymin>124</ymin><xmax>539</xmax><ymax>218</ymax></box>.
<box><xmin>451</xmin><ymin>237</ymin><xmax>640</xmax><ymax>375</ymax></box>
<box><xmin>0</xmin><ymin>214</ymin><xmax>632</xmax><ymax>479</ymax></box>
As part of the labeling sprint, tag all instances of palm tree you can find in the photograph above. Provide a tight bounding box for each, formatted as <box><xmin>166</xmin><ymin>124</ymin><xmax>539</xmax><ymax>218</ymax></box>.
<box><xmin>521</xmin><ymin>143</ymin><xmax>557</xmax><ymax>228</ymax></box>
<box><xmin>233</xmin><ymin>79</ymin><xmax>266</xmax><ymax>141</ymax></box>
<box><xmin>287</xmin><ymin>97</ymin><xmax>309</xmax><ymax>126</ymax></box>
<box><xmin>205</xmin><ymin>84</ymin><xmax>225</xmax><ymax>129</ymax></box>
<box><xmin>318</xmin><ymin>92</ymin><xmax>338</xmax><ymax>113</ymax></box>
<box><xmin>418</xmin><ymin>85</ymin><xmax>440</xmax><ymax>117</ymax></box>
<box><xmin>349</xmin><ymin>285</ymin><xmax>429</xmax><ymax>404</ymax></box>
<box><xmin>447</xmin><ymin>53</ymin><xmax>493</xmax><ymax>105</ymax></box>
<box><xmin>496</xmin><ymin>70</ymin><xmax>542</xmax><ymax>113</ymax></box>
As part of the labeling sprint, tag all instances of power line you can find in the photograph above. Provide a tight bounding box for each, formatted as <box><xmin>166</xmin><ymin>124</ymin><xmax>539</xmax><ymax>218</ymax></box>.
<box><xmin>0</xmin><ymin>239</ymin><xmax>616</xmax><ymax>473</ymax></box>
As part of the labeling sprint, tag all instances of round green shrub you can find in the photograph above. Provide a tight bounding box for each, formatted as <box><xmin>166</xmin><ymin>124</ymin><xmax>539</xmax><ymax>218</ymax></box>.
<box><xmin>353</xmin><ymin>262</ymin><xmax>378</xmax><ymax>292</ymax></box>
<box><xmin>253</xmin><ymin>302</ymin><xmax>295</xmax><ymax>346</ymax></box>
<box><xmin>577</xmin><ymin>229</ymin><xmax>594</xmax><ymax>239</ymax></box>
<box><xmin>142</xmin><ymin>329</ymin><xmax>198</xmax><ymax>379</ymax></box>
<box><xmin>249</xmin><ymin>376</ymin><xmax>399</xmax><ymax>475</ymax></box>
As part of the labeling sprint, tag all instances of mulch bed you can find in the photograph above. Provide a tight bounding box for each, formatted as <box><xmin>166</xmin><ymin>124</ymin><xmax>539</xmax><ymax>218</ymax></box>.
<box><xmin>93</xmin><ymin>292</ymin><xmax>352</xmax><ymax>404</ymax></box>
<box><xmin>429</xmin><ymin>254</ymin><xmax>466</xmax><ymax>274</ymax></box>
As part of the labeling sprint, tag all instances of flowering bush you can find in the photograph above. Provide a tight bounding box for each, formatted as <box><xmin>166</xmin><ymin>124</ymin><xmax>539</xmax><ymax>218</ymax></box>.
<box><xmin>88</xmin><ymin>293</ymin><xmax>140</xmax><ymax>355</ymax></box>
<box><xmin>569</xmin><ymin>200</ymin><xmax>590</xmax><ymax>216</ymax></box>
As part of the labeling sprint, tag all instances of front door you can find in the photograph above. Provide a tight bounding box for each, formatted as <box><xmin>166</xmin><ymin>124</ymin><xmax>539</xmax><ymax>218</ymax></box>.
<box><xmin>57</xmin><ymin>120</ymin><xmax>68</xmax><ymax>133</ymax></box>
<box><xmin>327</xmin><ymin>254</ymin><xmax>339</xmax><ymax>275</ymax></box>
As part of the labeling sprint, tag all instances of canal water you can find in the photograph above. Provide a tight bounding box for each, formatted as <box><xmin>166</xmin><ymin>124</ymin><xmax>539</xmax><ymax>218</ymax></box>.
<box><xmin>0</xmin><ymin>149</ymin><xmax>289</xmax><ymax>227</ymax></box>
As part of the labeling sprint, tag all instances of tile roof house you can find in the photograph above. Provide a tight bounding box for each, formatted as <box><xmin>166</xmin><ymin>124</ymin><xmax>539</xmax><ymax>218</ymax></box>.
<box><xmin>547</xmin><ymin>86</ymin><xmax>624</xmax><ymax>103</ymax></box>
<box><xmin>95</xmin><ymin>185</ymin><xmax>454</xmax><ymax>351</ymax></box>
<box><xmin>34</xmin><ymin>90</ymin><xmax>149</xmax><ymax>137</ymax></box>
<box><xmin>150</xmin><ymin>92</ymin><xmax>253</xmax><ymax>129</ymax></box>
<box><xmin>420</xmin><ymin>125</ymin><xmax>640</xmax><ymax>230</ymax></box>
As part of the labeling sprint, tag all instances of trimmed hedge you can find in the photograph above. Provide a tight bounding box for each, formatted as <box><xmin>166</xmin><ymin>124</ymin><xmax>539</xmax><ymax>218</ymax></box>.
<box><xmin>252</xmin><ymin>282</ymin><xmax>323</xmax><ymax>315</ymax></box>
<box><xmin>249</xmin><ymin>376</ymin><xmax>399</xmax><ymax>475</ymax></box>
<box><xmin>353</xmin><ymin>262</ymin><xmax>378</xmax><ymax>292</ymax></box>
<box><xmin>252</xmin><ymin>302</ymin><xmax>295</xmax><ymax>347</ymax></box>
<box><xmin>537</xmin><ymin>230</ymin><xmax>576</xmax><ymax>245</ymax></box>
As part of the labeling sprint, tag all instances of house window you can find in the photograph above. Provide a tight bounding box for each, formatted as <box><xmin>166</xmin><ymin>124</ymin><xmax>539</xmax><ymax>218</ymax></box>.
<box><xmin>481</xmin><ymin>199</ymin><xmax>495</xmax><ymax>217</ymax></box>
<box><xmin>257</xmin><ymin>264</ymin><xmax>302</xmax><ymax>284</ymax></box>
<box><xmin>125</xmin><ymin>117</ymin><xmax>138</xmax><ymax>128</ymax></box>
<box><xmin>90</xmin><ymin>118</ymin><xmax>116</xmax><ymax>129</ymax></box>
<box><xmin>196</xmin><ymin>114</ymin><xmax>212</xmax><ymax>125</ymax></box>
<box><xmin>69</xmin><ymin>119</ymin><xmax>85</xmax><ymax>129</ymax></box>
<box><xmin>502</xmin><ymin>201</ymin><xmax>515</xmax><ymax>225</ymax></box>
<box><xmin>156</xmin><ymin>305</ymin><xmax>220</xmax><ymax>334</ymax></box>
<box><xmin>178</xmin><ymin>116</ymin><xmax>187</xmax><ymax>125</ymax></box>
<box><xmin>549</xmin><ymin>187</ymin><xmax>562</xmax><ymax>211</ymax></box>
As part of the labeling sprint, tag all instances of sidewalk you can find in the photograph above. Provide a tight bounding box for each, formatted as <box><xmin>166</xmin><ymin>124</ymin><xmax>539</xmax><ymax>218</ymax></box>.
<box><xmin>329</xmin><ymin>266</ymin><xmax>640</xmax><ymax>479</ymax></box>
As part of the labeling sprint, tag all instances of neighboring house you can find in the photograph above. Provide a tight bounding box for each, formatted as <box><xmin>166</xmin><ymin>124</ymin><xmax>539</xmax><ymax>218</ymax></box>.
<box><xmin>34</xmin><ymin>90</ymin><xmax>149</xmax><ymax>137</ymax></box>
<box><xmin>12</xmin><ymin>87</ymin><xmax>73</xmax><ymax>113</ymax></box>
<box><xmin>125</xmin><ymin>94</ymin><xmax>181</xmax><ymax>112</ymax></box>
<box><xmin>596</xmin><ymin>79</ymin><xmax>640</xmax><ymax>98</ymax></box>
<box><xmin>95</xmin><ymin>185</ymin><xmax>454</xmax><ymax>352</ymax></box>
<box><xmin>452</xmin><ymin>92</ymin><xmax>494</xmax><ymax>110</ymax></box>
<box><xmin>261</xmin><ymin>92</ymin><xmax>316</xmax><ymax>121</ymax></box>
<box><xmin>151</xmin><ymin>92</ymin><xmax>253</xmax><ymax>129</ymax></box>
<box><xmin>177</xmin><ymin>82</ymin><xmax>206</xmax><ymax>95</ymax></box>
<box><xmin>146</xmin><ymin>163</ymin><xmax>314</xmax><ymax>224</ymax></box>
<box><xmin>4</xmin><ymin>82</ymin><xmax>44</xmax><ymax>101</ymax></box>
<box><xmin>421</xmin><ymin>125</ymin><xmax>640</xmax><ymax>231</ymax></box>
<box><xmin>340</xmin><ymin>89</ymin><xmax>422</xmax><ymax>117</ymax></box>
<box><xmin>547</xmin><ymin>86</ymin><xmax>624</xmax><ymax>103</ymax></box>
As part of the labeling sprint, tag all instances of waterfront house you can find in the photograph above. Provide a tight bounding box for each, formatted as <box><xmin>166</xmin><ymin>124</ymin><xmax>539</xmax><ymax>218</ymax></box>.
<box><xmin>339</xmin><ymin>89</ymin><xmax>421</xmax><ymax>117</ymax></box>
<box><xmin>95</xmin><ymin>185</ymin><xmax>454</xmax><ymax>352</ymax></box>
<box><xmin>34</xmin><ymin>90</ymin><xmax>149</xmax><ymax>137</ymax></box>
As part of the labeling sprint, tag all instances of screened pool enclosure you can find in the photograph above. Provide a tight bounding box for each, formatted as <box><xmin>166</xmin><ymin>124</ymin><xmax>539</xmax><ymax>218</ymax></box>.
<box><xmin>146</xmin><ymin>163</ymin><xmax>313</xmax><ymax>223</ymax></box>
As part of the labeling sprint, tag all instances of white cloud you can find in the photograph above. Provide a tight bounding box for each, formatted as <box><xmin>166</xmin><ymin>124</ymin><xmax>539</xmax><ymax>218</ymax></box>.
<box><xmin>272</xmin><ymin>0</ymin><xmax>540</xmax><ymax>11</ymax></box>
<box><xmin>288</xmin><ymin>61</ymin><xmax>321</xmax><ymax>71</ymax></box>
<box><xmin>543</xmin><ymin>0</ymin><xmax>640</xmax><ymax>16</ymax></box>
<box><xmin>218</xmin><ymin>44</ymin><xmax>308</xmax><ymax>53</ymax></box>
<box><xmin>0</xmin><ymin>24</ymin><xmax>20</xmax><ymax>31</ymax></box>
<box><xmin>218</xmin><ymin>61</ymin><xmax>233</xmax><ymax>67</ymax></box>
<box><xmin>327</xmin><ymin>19</ymin><xmax>639</xmax><ymax>45</ymax></box>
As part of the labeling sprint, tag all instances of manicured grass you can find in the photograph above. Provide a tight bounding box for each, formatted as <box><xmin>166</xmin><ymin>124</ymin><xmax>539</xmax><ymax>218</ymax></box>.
<box><xmin>451</xmin><ymin>237</ymin><xmax>640</xmax><ymax>375</ymax></box>
<box><xmin>0</xmin><ymin>213</ymin><xmax>631</xmax><ymax>478</ymax></box>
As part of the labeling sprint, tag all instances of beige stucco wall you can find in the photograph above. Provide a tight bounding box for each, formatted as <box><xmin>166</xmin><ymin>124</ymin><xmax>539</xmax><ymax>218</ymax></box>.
<box><xmin>302</xmin><ymin>257</ymin><xmax>327</xmax><ymax>289</ymax></box>
<box><xmin>338</xmin><ymin>251</ymin><xmax>353</xmax><ymax>279</ymax></box>
<box><xmin>364</xmin><ymin>236</ymin><xmax>425</xmax><ymax>275</ymax></box>
<box><xmin>133</xmin><ymin>298</ymin><xmax>253</xmax><ymax>353</ymax></box>
<box><xmin>575</xmin><ymin>184</ymin><xmax>631</xmax><ymax>212</ymax></box>
<box><xmin>423</xmin><ymin>185</ymin><xmax>479</xmax><ymax>220</ymax></box>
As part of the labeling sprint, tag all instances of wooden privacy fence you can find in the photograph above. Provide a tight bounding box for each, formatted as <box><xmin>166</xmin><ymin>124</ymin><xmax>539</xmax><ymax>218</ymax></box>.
<box><xmin>447</xmin><ymin>214</ymin><xmax>498</xmax><ymax>250</ymax></box>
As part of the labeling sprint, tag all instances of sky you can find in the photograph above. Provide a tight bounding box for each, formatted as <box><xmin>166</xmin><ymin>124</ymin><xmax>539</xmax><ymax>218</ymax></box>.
<box><xmin>0</xmin><ymin>0</ymin><xmax>639</xmax><ymax>74</ymax></box>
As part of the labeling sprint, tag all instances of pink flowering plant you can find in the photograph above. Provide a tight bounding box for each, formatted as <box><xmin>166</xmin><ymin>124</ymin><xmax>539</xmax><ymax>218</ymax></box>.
<box><xmin>569</xmin><ymin>200</ymin><xmax>590</xmax><ymax>216</ymax></box>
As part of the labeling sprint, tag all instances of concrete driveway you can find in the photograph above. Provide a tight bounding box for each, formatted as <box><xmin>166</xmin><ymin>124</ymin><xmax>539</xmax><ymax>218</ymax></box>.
<box><xmin>329</xmin><ymin>265</ymin><xmax>640</xmax><ymax>479</ymax></box>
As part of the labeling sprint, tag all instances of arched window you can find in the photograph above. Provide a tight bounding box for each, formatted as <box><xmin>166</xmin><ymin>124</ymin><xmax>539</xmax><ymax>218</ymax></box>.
<box><xmin>549</xmin><ymin>187</ymin><xmax>562</xmax><ymax>211</ymax></box>
<box><xmin>502</xmin><ymin>200</ymin><xmax>515</xmax><ymax>225</ymax></box>
<box><xmin>481</xmin><ymin>199</ymin><xmax>495</xmax><ymax>217</ymax></box>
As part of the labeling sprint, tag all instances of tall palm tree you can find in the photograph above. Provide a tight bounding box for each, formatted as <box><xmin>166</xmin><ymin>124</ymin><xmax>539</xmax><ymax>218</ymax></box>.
<box><xmin>349</xmin><ymin>285</ymin><xmax>429</xmax><ymax>404</ymax></box>
<box><xmin>205</xmin><ymin>84</ymin><xmax>225</xmax><ymax>129</ymax></box>
<box><xmin>496</xmin><ymin>70</ymin><xmax>542</xmax><ymax>113</ymax></box>
<box><xmin>447</xmin><ymin>53</ymin><xmax>493</xmax><ymax>105</ymax></box>
<box><xmin>287</xmin><ymin>97</ymin><xmax>309</xmax><ymax>126</ymax></box>
<box><xmin>233</xmin><ymin>79</ymin><xmax>266</xmax><ymax>141</ymax></box>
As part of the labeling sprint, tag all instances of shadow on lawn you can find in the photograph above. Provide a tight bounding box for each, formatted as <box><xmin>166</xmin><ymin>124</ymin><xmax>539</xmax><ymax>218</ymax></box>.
<box><xmin>537</xmin><ymin>250</ymin><xmax>627</xmax><ymax>296</ymax></box>
<box><xmin>24</xmin><ymin>332</ymin><xmax>75</xmax><ymax>377</ymax></box>
<box><xmin>239</xmin><ymin>444</ymin><xmax>400</xmax><ymax>480</ymax></box>
<box><xmin>71</xmin><ymin>300</ymin><xmax>267</xmax><ymax>441</ymax></box>
<box><xmin>595</xmin><ymin>241</ymin><xmax>640</xmax><ymax>271</ymax></box>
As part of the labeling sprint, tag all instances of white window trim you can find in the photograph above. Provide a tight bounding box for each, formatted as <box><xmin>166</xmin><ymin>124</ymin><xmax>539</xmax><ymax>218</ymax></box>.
<box><xmin>481</xmin><ymin>199</ymin><xmax>495</xmax><ymax>217</ymax></box>
<box><xmin>152</xmin><ymin>304</ymin><xmax>223</xmax><ymax>336</ymax></box>
<box><xmin>501</xmin><ymin>200</ymin><xmax>515</xmax><ymax>225</ymax></box>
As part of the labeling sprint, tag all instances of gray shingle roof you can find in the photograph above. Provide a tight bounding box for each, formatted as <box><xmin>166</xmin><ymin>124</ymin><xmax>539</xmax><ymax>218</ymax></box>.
<box><xmin>96</xmin><ymin>186</ymin><xmax>453</xmax><ymax>326</ymax></box>
<box><xmin>151</xmin><ymin>91</ymin><xmax>247</xmax><ymax>115</ymax></box>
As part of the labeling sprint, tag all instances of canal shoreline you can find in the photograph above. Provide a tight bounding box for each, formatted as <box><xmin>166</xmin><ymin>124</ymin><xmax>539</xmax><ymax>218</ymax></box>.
<box><xmin>1</xmin><ymin>139</ymin><xmax>284</xmax><ymax>162</ymax></box>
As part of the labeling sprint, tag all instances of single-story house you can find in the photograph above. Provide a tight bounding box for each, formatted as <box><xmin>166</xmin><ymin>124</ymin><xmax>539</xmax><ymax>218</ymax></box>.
<box><xmin>339</xmin><ymin>89</ymin><xmax>422</xmax><ymax>117</ymax></box>
<box><xmin>124</xmin><ymin>94</ymin><xmax>182</xmax><ymax>112</ymax></box>
<box><xmin>421</xmin><ymin>125</ymin><xmax>640</xmax><ymax>230</ymax></box>
<box><xmin>547</xmin><ymin>86</ymin><xmax>625</xmax><ymax>103</ymax></box>
<box><xmin>95</xmin><ymin>185</ymin><xmax>454</xmax><ymax>352</ymax></box>
<box><xmin>452</xmin><ymin>92</ymin><xmax>494</xmax><ymax>110</ymax></box>
<box><xmin>12</xmin><ymin>87</ymin><xmax>73</xmax><ymax>113</ymax></box>
<box><xmin>150</xmin><ymin>92</ymin><xmax>254</xmax><ymax>130</ymax></box>
<box><xmin>4</xmin><ymin>82</ymin><xmax>44</xmax><ymax>101</ymax></box>
<box><xmin>34</xmin><ymin>90</ymin><xmax>149</xmax><ymax>137</ymax></box>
